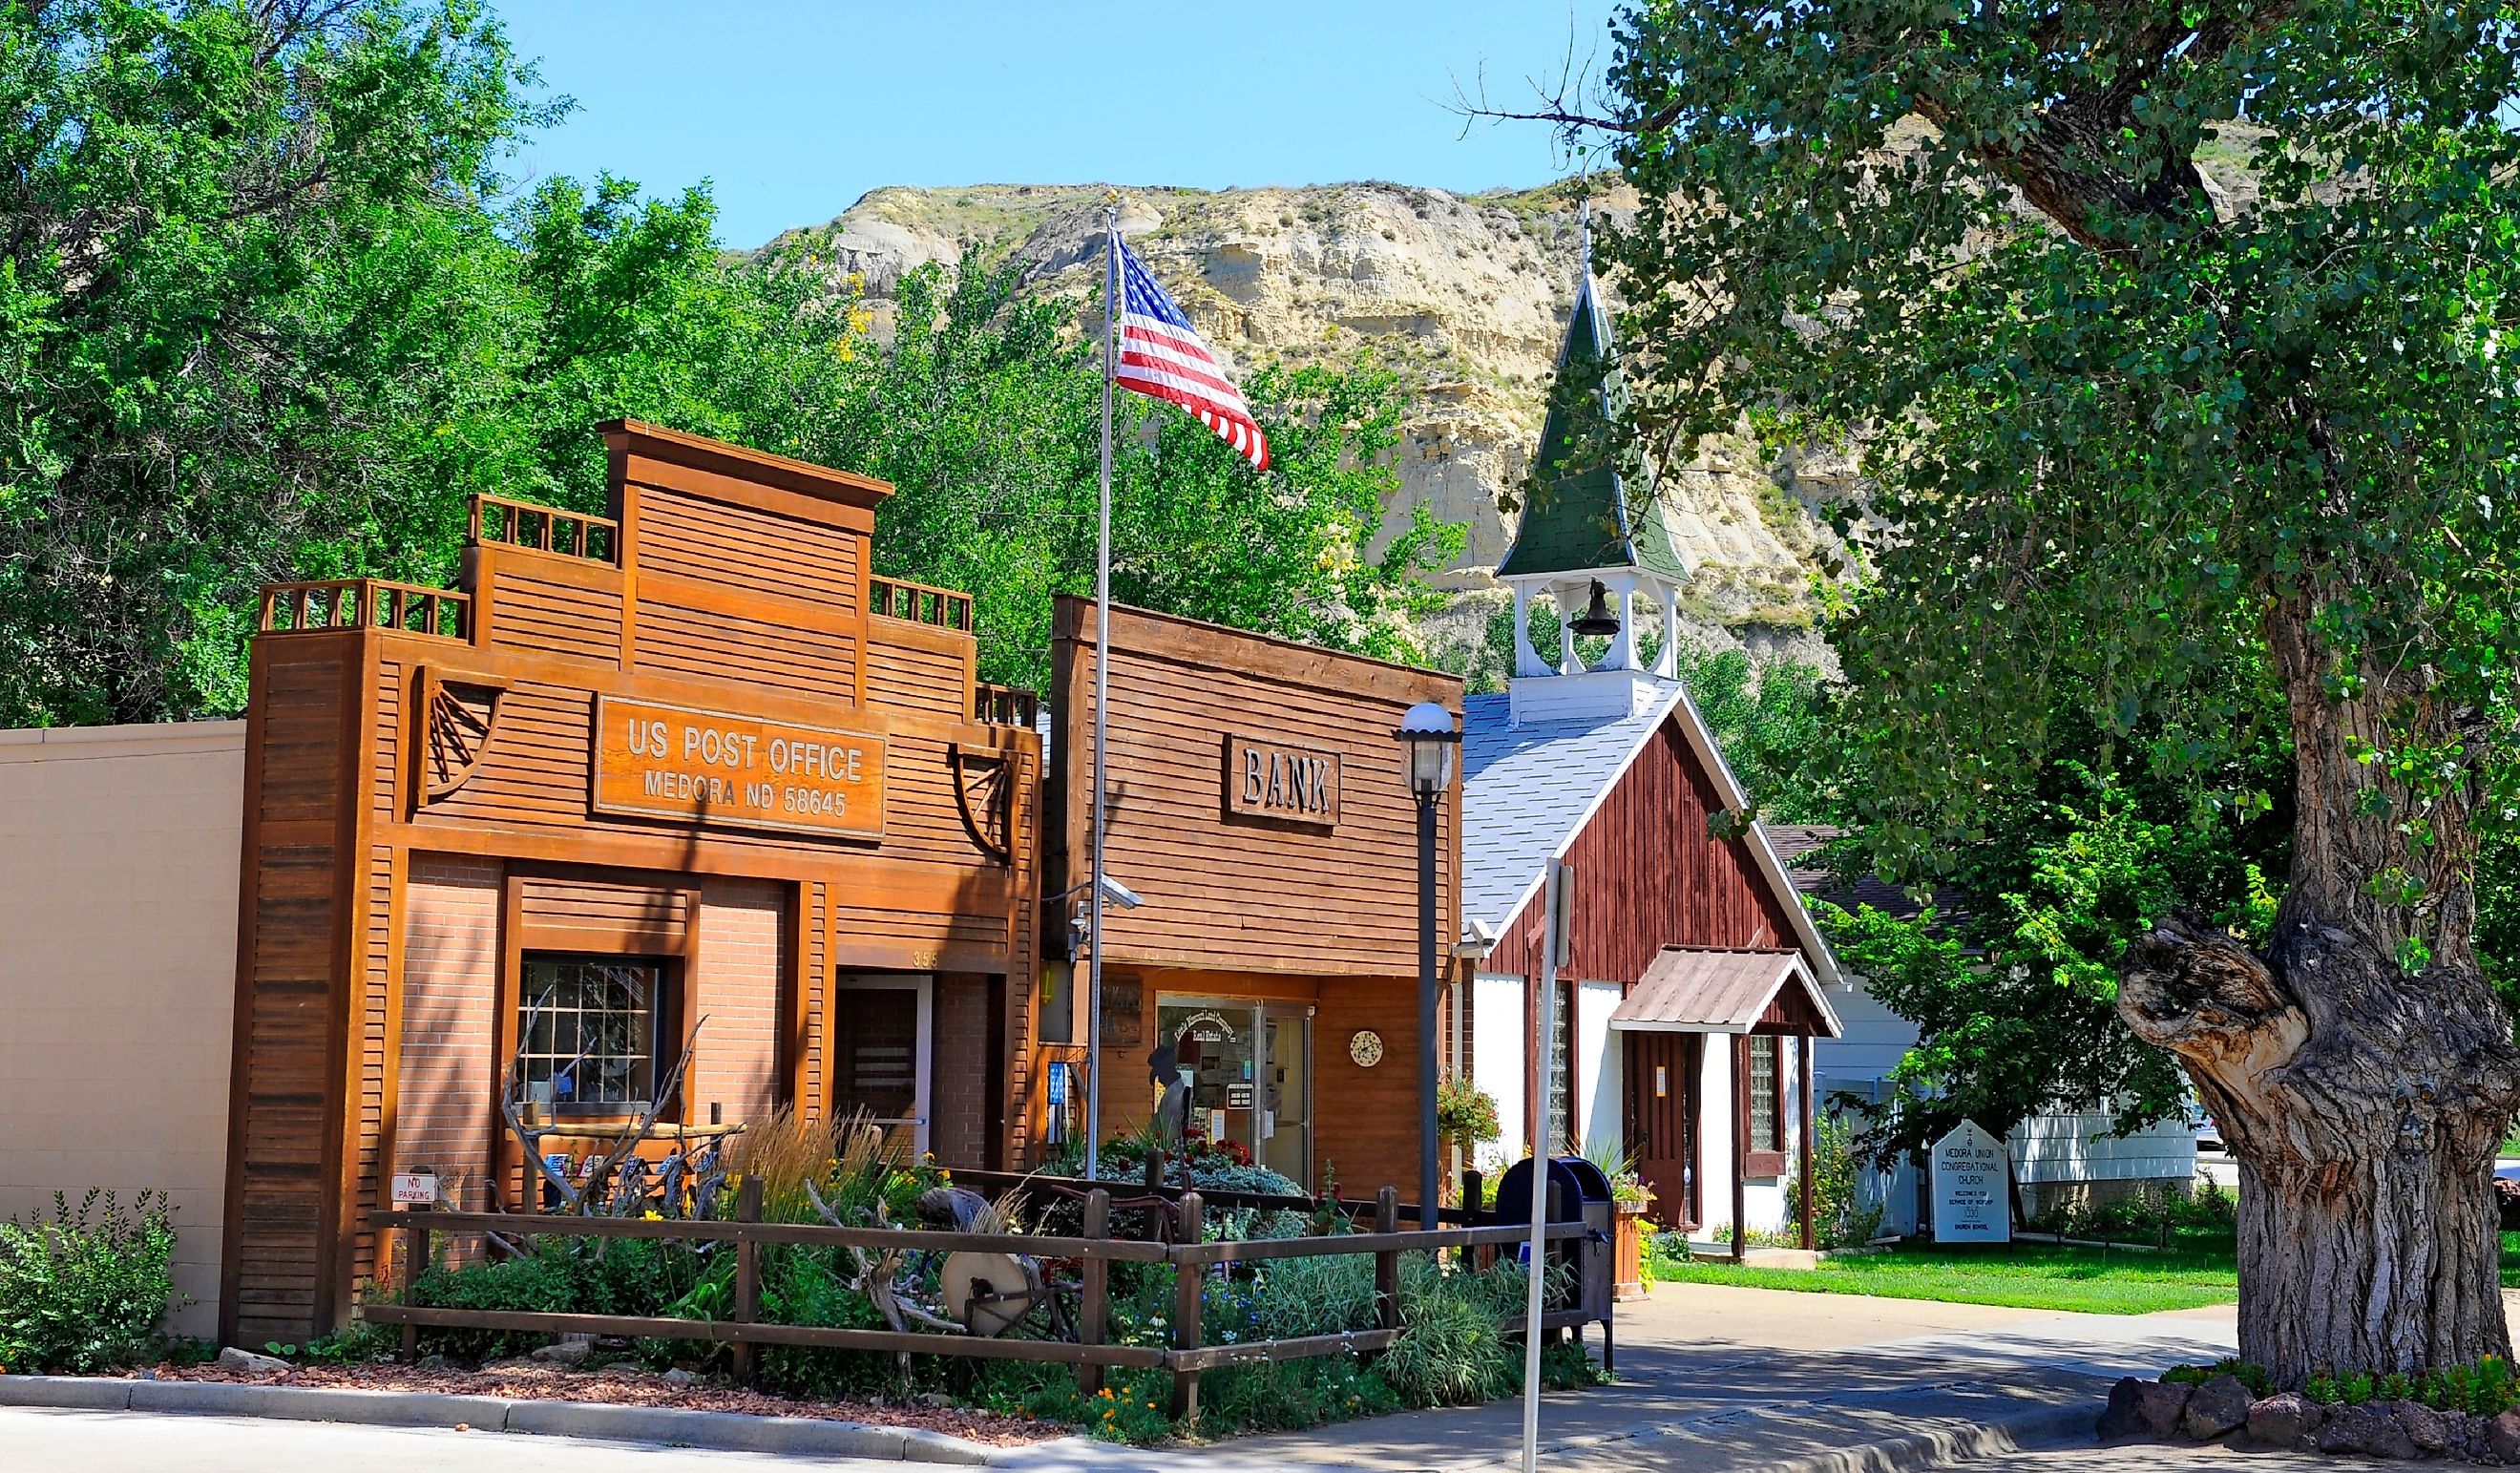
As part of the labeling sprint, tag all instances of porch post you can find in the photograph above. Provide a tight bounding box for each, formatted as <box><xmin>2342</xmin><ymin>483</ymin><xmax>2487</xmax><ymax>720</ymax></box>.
<box><xmin>1731</xmin><ymin>1035</ymin><xmax>1748</xmax><ymax>1264</ymax></box>
<box><xmin>1798</xmin><ymin>1035</ymin><xmax>1816</xmax><ymax>1252</ymax></box>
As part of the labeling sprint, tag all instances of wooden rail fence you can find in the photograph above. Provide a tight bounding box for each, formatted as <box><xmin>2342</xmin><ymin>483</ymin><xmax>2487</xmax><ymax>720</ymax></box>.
<box><xmin>363</xmin><ymin>1188</ymin><xmax>1588</xmax><ymax>1421</ymax></box>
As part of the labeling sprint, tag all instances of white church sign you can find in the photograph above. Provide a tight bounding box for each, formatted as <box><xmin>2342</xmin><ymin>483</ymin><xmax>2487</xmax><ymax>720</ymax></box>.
<box><xmin>1931</xmin><ymin>1120</ymin><xmax>2011</xmax><ymax>1243</ymax></box>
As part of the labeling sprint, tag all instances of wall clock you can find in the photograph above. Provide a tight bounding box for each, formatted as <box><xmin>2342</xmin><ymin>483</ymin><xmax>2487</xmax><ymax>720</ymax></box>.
<box><xmin>1348</xmin><ymin>1029</ymin><xmax>1385</xmax><ymax>1068</ymax></box>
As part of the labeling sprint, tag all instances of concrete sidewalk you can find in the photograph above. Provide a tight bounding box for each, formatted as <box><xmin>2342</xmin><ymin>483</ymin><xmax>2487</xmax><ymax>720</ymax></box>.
<box><xmin>1028</xmin><ymin>1284</ymin><xmax>2240</xmax><ymax>1473</ymax></box>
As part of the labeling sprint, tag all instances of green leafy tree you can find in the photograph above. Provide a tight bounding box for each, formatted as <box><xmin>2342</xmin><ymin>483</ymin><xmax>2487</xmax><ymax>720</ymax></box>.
<box><xmin>0</xmin><ymin>3</ymin><xmax>1459</xmax><ymax>723</ymax></box>
<box><xmin>0</xmin><ymin>0</ymin><xmax>538</xmax><ymax>725</ymax></box>
<box><xmin>1529</xmin><ymin>2</ymin><xmax>2520</xmax><ymax>1376</ymax></box>
<box><xmin>1818</xmin><ymin>766</ymin><xmax>2277</xmax><ymax>1163</ymax></box>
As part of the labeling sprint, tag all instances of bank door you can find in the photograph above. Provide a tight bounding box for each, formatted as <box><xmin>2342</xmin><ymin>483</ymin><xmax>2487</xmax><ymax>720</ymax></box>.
<box><xmin>1262</xmin><ymin>1010</ymin><xmax>1312</xmax><ymax>1189</ymax></box>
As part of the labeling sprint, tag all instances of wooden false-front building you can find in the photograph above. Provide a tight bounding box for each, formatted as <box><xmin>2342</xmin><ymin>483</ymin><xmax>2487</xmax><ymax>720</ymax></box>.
<box><xmin>1035</xmin><ymin>600</ymin><xmax>1462</xmax><ymax>1198</ymax></box>
<box><xmin>221</xmin><ymin>422</ymin><xmax>1042</xmax><ymax>1343</ymax></box>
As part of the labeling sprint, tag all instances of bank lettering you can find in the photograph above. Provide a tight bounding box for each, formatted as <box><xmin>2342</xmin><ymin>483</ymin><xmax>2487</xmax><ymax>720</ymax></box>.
<box><xmin>593</xmin><ymin>696</ymin><xmax>886</xmax><ymax>840</ymax></box>
<box><xmin>1222</xmin><ymin>733</ymin><xmax>1341</xmax><ymax>829</ymax></box>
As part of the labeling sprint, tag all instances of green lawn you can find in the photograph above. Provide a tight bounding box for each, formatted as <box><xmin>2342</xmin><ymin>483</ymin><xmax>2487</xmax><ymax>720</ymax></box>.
<box><xmin>1649</xmin><ymin>1234</ymin><xmax>2237</xmax><ymax>1315</ymax></box>
<box><xmin>1649</xmin><ymin>1231</ymin><xmax>2520</xmax><ymax>1316</ymax></box>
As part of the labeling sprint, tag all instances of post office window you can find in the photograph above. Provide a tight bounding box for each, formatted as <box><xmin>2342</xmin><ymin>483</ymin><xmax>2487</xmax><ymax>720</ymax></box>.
<box><xmin>517</xmin><ymin>956</ymin><xmax>674</xmax><ymax>1117</ymax></box>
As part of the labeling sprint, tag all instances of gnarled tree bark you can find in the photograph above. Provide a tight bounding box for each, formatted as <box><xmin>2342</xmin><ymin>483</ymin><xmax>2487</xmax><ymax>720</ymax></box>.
<box><xmin>2120</xmin><ymin>595</ymin><xmax>2520</xmax><ymax>1382</ymax></box>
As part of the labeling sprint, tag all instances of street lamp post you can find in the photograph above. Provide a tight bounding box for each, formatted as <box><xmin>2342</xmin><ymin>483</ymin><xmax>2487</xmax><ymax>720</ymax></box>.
<box><xmin>1396</xmin><ymin>701</ymin><xmax>1460</xmax><ymax>1232</ymax></box>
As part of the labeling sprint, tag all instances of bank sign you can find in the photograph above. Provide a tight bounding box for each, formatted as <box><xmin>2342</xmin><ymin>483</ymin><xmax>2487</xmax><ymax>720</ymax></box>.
<box><xmin>1222</xmin><ymin>732</ymin><xmax>1341</xmax><ymax>829</ymax></box>
<box><xmin>591</xmin><ymin>696</ymin><xmax>886</xmax><ymax>840</ymax></box>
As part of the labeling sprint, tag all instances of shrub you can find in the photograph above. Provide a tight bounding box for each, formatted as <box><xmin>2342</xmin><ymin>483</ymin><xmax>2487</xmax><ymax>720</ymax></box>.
<box><xmin>751</xmin><ymin>1246</ymin><xmax>892</xmax><ymax>1398</ymax></box>
<box><xmin>1250</xmin><ymin>1250</ymin><xmax>1376</xmax><ymax>1339</ymax></box>
<box><xmin>1795</xmin><ymin>1113</ymin><xmax>1886</xmax><ymax>1250</ymax></box>
<box><xmin>1043</xmin><ymin>1132</ymin><xmax>1306</xmax><ymax>1199</ymax></box>
<box><xmin>0</xmin><ymin>1189</ymin><xmax>178</xmax><ymax>1373</ymax></box>
<box><xmin>1377</xmin><ymin>1254</ymin><xmax>1537</xmax><ymax>1408</ymax></box>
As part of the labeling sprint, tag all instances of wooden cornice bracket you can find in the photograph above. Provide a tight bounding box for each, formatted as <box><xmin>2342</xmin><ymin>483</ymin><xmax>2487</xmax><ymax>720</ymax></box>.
<box><xmin>949</xmin><ymin>742</ymin><xmax>1015</xmax><ymax>865</ymax></box>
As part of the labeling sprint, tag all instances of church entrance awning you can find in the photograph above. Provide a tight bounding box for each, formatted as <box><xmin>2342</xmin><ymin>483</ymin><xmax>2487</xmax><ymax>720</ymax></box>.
<box><xmin>1608</xmin><ymin>947</ymin><xmax>1843</xmax><ymax>1039</ymax></box>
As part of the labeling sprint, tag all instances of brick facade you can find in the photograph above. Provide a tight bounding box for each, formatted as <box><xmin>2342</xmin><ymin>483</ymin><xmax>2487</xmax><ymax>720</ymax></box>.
<box><xmin>692</xmin><ymin>879</ymin><xmax>786</xmax><ymax>1126</ymax></box>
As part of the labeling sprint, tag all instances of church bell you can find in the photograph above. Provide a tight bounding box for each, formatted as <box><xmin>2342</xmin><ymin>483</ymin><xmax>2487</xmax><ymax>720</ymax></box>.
<box><xmin>1569</xmin><ymin>579</ymin><xmax>1621</xmax><ymax>639</ymax></box>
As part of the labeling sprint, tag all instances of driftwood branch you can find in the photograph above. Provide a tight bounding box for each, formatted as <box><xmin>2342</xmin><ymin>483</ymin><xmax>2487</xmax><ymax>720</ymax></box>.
<box><xmin>498</xmin><ymin>1003</ymin><xmax>710</xmax><ymax>1215</ymax></box>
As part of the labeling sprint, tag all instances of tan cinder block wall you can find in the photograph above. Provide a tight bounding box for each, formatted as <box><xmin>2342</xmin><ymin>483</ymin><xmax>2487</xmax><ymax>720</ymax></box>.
<box><xmin>693</xmin><ymin>879</ymin><xmax>785</xmax><ymax>1125</ymax></box>
<box><xmin>0</xmin><ymin>721</ymin><xmax>245</xmax><ymax>1338</ymax></box>
<box><xmin>396</xmin><ymin>855</ymin><xmax>503</xmax><ymax>1209</ymax></box>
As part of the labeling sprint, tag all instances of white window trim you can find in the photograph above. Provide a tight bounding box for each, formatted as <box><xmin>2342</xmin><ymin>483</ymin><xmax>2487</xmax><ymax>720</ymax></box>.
<box><xmin>834</xmin><ymin>974</ymin><xmax>934</xmax><ymax>1156</ymax></box>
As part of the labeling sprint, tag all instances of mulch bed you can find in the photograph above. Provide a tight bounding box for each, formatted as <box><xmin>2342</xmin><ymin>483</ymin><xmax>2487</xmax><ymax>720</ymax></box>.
<box><xmin>112</xmin><ymin>1361</ymin><xmax>1064</xmax><ymax>1446</ymax></box>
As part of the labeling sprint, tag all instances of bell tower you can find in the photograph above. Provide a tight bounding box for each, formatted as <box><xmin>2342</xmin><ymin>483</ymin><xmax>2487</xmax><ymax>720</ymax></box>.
<box><xmin>1496</xmin><ymin>207</ymin><xmax>1690</xmax><ymax>726</ymax></box>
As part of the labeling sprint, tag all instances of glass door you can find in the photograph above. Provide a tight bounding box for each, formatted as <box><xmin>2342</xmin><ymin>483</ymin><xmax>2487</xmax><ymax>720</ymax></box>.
<box><xmin>1262</xmin><ymin>1010</ymin><xmax>1312</xmax><ymax>1189</ymax></box>
<box><xmin>1157</xmin><ymin>998</ymin><xmax>1263</xmax><ymax>1162</ymax></box>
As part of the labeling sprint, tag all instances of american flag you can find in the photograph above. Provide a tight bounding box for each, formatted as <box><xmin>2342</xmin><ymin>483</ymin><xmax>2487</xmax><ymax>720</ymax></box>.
<box><xmin>1112</xmin><ymin>237</ymin><xmax>1270</xmax><ymax>471</ymax></box>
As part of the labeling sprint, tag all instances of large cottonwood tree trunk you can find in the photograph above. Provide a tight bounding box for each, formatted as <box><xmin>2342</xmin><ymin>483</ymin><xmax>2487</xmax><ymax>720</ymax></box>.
<box><xmin>2120</xmin><ymin>595</ymin><xmax>2520</xmax><ymax>1383</ymax></box>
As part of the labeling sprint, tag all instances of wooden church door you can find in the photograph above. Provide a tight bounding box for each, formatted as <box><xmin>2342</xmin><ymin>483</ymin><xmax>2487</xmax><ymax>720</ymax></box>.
<box><xmin>1625</xmin><ymin>1031</ymin><xmax>1702</xmax><ymax>1229</ymax></box>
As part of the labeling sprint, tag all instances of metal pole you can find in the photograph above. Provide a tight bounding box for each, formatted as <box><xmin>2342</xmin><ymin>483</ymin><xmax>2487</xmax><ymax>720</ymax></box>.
<box><xmin>1418</xmin><ymin>792</ymin><xmax>1439</xmax><ymax>1231</ymax></box>
<box><xmin>1084</xmin><ymin>203</ymin><xmax>1117</xmax><ymax>1183</ymax></box>
<box><xmin>1519</xmin><ymin>859</ymin><xmax>1562</xmax><ymax>1473</ymax></box>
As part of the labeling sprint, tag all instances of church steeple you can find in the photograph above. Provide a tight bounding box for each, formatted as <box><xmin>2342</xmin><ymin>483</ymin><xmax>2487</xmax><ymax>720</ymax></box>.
<box><xmin>1496</xmin><ymin>200</ymin><xmax>1690</xmax><ymax>701</ymax></box>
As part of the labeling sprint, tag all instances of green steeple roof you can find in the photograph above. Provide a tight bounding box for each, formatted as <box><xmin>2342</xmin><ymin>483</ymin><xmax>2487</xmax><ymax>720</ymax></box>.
<box><xmin>1497</xmin><ymin>247</ymin><xmax>1690</xmax><ymax>585</ymax></box>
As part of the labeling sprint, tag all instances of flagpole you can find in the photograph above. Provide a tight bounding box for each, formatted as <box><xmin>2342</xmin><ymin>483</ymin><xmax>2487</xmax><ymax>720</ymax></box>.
<box><xmin>1084</xmin><ymin>198</ymin><xmax>1119</xmax><ymax>1184</ymax></box>
<box><xmin>1520</xmin><ymin>859</ymin><xmax>1562</xmax><ymax>1473</ymax></box>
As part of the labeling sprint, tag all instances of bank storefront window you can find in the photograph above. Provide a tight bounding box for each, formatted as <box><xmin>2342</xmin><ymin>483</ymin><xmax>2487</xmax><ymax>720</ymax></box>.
<box><xmin>519</xmin><ymin>956</ymin><xmax>671</xmax><ymax>1116</ymax></box>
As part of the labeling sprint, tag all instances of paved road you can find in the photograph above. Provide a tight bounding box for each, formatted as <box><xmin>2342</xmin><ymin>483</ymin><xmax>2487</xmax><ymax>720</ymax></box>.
<box><xmin>0</xmin><ymin>1285</ymin><xmax>2247</xmax><ymax>1473</ymax></box>
<box><xmin>0</xmin><ymin>1403</ymin><xmax>907</xmax><ymax>1472</ymax></box>
<box><xmin>1966</xmin><ymin>1438</ymin><xmax>2332</xmax><ymax>1473</ymax></box>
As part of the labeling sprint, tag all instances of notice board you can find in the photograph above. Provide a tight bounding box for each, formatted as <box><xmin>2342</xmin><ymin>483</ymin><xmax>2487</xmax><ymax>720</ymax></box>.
<box><xmin>1931</xmin><ymin>1120</ymin><xmax>2012</xmax><ymax>1243</ymax></box>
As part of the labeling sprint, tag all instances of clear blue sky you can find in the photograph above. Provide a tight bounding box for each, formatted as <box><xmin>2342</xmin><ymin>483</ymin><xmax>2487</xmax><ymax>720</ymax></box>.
<box><xmin>493</xmin><ymin>2</ymin><xmax>1619</xmax><ymax>249</ymax></box>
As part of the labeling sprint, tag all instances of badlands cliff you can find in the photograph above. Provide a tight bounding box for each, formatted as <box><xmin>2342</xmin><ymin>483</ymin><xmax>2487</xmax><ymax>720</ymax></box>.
<box><xmin>763</xmin><ymin>181</ymin><xmax>1856</xmax><ymax>659</ymax></box>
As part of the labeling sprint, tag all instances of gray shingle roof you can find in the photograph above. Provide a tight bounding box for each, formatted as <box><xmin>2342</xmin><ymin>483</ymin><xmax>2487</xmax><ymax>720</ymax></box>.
<box><xmin>1460</xmin><ymin>685</ymin><xmax>1687</xmax><ymax>932</ymax></box>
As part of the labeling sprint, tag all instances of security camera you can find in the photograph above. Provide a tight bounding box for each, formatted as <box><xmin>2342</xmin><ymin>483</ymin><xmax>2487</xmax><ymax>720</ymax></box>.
<box><xmin>1099</xmin><ymin>874</ymin><xmax>1144</xmax><ymax>911</ymax></box>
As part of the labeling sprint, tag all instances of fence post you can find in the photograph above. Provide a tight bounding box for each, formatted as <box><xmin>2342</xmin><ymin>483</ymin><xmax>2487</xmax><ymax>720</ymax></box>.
<box><xmin>1169</xmin><ymin>1191</ymin><xmax>1204</xmax><ymax>1424</ymax></box>
<box><xmin>1144</xmin><ymin>1149</ymin><xmax>1168</xmax><ymax>1239</ymax></box>
<box><xmin>730</xmin><ymin>1174</ymin><xmax>764</xmax><ymax>1385</ymax></box>
<box><xmin>397</xmin><ymin>1210</ymin><xmax>429</xmax><ymax>1363</ymax></box>
<box><xmin>1462</xmin><ymin>1169</ymin><xmax>1486</xmax><ymax>1271</ymax></box>
<box><xmin>1077</xmin><ymin>1189</ymin><xmax>1111</xmax><ymax>1397</ymax></box>
<box><xmin>1375</xmin><ymin>1186</ymin><xmax>1401</xmax><ymax>1334</ymax></box>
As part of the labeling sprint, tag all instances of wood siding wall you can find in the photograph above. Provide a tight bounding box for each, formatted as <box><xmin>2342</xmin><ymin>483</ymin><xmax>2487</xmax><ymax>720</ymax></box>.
<box><xmin>224</xmin><ymin>422</ymin><xmax>1037</xmax><ymax>1341</ymax></box>
<box><xmin>1485</xmin><ymin>720</ymin><xmax>1802</xmax><ymax>985</ymax></box>
<box><xmin>1041</xmin><ymin>600</ymin><xmax>1460</xmax><ymax>1193</ymax></box>
<box><xmin>224</xmin><ymin>635</ymin><xmax>361</xmax><ymax>1344</ymax></box>
<box><xmin>1045</xmin><ymin>600</ymin><xmax>1461</xmax><ymax>979</ymax></box>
